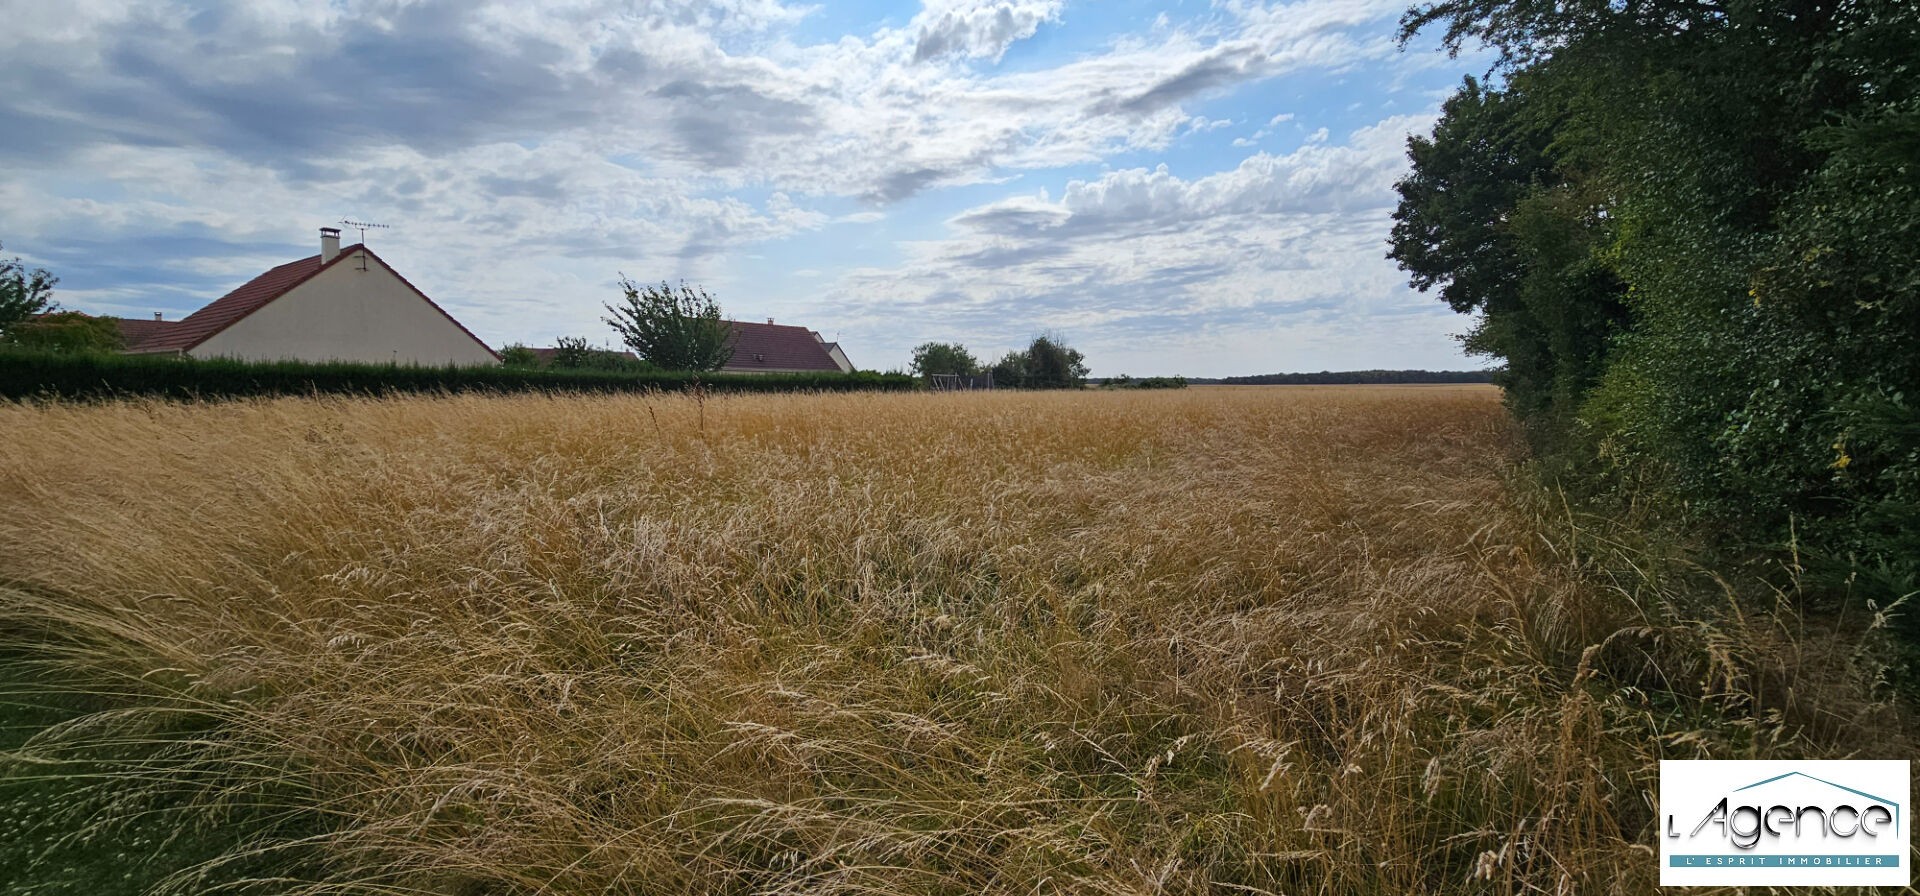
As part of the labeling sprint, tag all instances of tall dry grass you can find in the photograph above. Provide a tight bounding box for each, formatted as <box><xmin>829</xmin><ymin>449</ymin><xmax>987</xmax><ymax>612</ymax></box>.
<box><xmin>0</xmin><ymin>386</ymin><xmax>1909</xmax><ymax>894</ymax></box>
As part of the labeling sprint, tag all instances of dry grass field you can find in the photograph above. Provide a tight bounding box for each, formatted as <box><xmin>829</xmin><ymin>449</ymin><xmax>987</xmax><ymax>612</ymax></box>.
<box><xmin>0</xmin><ymin>386</ymin><xmax>1910</xmax><ymax>894</ymax></box>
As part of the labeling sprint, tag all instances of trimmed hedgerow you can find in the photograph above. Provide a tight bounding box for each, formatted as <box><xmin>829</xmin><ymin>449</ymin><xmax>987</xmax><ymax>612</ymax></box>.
<box><xmin>0</xmin><ymin>350</ymin><xmax>917</xmax><ymax>401</ymax></box>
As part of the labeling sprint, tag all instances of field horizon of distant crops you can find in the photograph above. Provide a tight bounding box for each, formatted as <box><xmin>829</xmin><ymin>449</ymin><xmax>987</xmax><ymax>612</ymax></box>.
<box><xmin>1</xmin><ymin>386</ymin><xmax>1911</xmax><ymax>894</ymax></box>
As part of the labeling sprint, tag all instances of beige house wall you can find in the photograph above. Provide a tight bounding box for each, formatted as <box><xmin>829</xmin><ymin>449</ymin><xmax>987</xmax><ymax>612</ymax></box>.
<box><xmin>191</xmin><ymin>250</ymin><xmax>497</xmax><ymax>366</ymax></box>
<box><xmin>823</xmin><ymin>343</ymin><xmax>853</xmax><ymax>373</ymax></box>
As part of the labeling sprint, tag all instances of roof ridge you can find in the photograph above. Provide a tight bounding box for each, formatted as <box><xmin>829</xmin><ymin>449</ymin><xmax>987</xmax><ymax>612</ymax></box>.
<box><xmin>126</xmin><ymin>244</ymin><xmax>498</xmax><ymax>362</ymax></box>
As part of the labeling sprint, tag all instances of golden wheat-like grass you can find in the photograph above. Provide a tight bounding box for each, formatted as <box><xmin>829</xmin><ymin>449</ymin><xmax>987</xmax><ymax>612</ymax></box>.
<box><xmin>0</xmin><ymin>386</ymin><xmax>1909</xmax><ymax>895</ymax></box>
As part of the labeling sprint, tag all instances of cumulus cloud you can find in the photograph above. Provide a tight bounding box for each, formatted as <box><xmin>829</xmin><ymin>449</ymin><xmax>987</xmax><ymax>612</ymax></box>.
<box><xmin>824</xmin><ymin>115</ymin><xmax>1450</xmax><ymax>376</ymax></box>
<box><xmin>1233</xmin><ymin>111</ymin><xmax>1297</xmax><ymax>144</ymax></box>
<box><xmin>955</xmin><ymin>114</ymin><xmax>1425</xmax><ymax>236</ymax></box>
<box><xmin>0</xmin><ymin>0</ymin><xmax>1403</xmax><ymax>199</ymax></box>
<box><xmin>910</xmin><ymin>0</ymin><xmax>1063</xmax><ymax>62</ymax></box>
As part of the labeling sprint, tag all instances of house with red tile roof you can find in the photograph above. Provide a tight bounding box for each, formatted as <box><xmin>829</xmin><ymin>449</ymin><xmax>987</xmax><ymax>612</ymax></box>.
<box><xmin>722</xmin><ymin>320</ymin><xmax>855</xmax><ymax>374</ymax></box>
<box><xmin>116</xmin><ymin>228</ymin><xmax>498</xmax><ymax>366</ymax></box>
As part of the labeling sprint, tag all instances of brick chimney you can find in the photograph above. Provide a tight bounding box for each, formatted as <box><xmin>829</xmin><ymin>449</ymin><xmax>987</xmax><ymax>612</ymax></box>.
<box><xmin>320</xmin><ymin>227</ymin><xmax>341</xmax><ymax>263</ymax></box>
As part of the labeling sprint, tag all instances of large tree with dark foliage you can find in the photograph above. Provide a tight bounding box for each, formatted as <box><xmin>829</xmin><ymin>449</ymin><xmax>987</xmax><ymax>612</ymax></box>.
<box><xmin>992</xmin><ymin>335</ymin><xmax>1088</xmax><ymax>389</ymax></box>
<box><xmin>1393</xmin><ymin>0</ymin><xmax>1920</xmax><ymax>628</ymax></box>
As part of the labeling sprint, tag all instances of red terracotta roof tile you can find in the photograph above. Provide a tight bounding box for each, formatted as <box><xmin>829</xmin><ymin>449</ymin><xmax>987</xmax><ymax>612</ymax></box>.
<box><xmin>722</xmin><ymin>321</ymin><xmax>844</xmax><ymax>372</ymax></box>
<box><xmin>126</xmin><ymin>250</ymin><xmax>349</xmax><ymax>353</ymax></box>
<box><xmin>111</xmin><ymin>316</ymin><xmax>186</xmax><ymax>350</ymax></box>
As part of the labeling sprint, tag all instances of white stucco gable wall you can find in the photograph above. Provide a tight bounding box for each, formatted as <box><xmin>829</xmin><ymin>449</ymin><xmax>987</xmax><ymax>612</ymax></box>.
<box><xmin>191</xmin><ymin>250</ymin><xmax>498</xmax><ymax>366</ymax></box>
<box><xmin>824</xmin><ymin>344</ymin><xmax>853</xmax><ymax>373</ymax></box>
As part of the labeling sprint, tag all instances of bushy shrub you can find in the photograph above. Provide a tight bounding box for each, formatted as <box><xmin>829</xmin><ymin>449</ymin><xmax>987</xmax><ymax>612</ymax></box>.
<box><xmin>2</xmin><ymin>311</ymin><xmax>124</xmax><ymax>353</ymax></box>
<box><xmin>498</xmin><ymin>344</ymin><xmax>540</xmax><ymax>367</ymax></box>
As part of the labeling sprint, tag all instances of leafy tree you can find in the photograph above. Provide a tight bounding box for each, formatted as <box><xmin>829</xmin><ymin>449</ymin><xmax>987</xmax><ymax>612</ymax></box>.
<box><xmin>989</xmin><ymin>350</ymin><xmax>1029</xmax><ymax>389</ymax></box>
<box><xmin>1389</xmin><ymin>77</ymin><xmax>1556</xmax><ymax>322</ymax></box>
<box><xmin>992</xmin><ymin>335</ymin><xmax>1088</xmax><ymax>389</ymax></box>
<box><xmin>499</xmin><ymin>344</ymin><xmax>540</xmax><ymax>367</ymax></box>
<box><xmin>0</xmin><ymin>242</ymin><xmax>59</xmax><ymax>337</ymax></box>
<box><xmin>1</xmin><ymin>311</ymin><xmax>122</xmax><ymax>353</ymax></box>
<box><xmin>909</xmin><ymin>342</ymin><xmax>979</xmax><ymax>379</ymax></box>
<box><xmin>1388</xmin><ymin>75</ymin><xmax>1629</xmax><ymax>436</ymax></box>
<box><xmin>1027</xmin><ymin>334</ymin><xmax>1088</xmax><ymax>388</ymax></box>
<box><xmin>550</xmin><ymin>336</ymin><xmax>597</xmax><ymax>369</ymax></box>
<box><xmin>603</xmin><ymin>279</ymin><xmax>733</xmax><ymax>372</ymax></box>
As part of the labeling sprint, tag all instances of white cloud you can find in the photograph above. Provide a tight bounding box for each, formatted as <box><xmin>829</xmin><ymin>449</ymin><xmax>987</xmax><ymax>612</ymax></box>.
<box><xmin>819</xmin><ymin>114</ymin><xmax>1449</xmax><ymax>376</ymax></box>
<box><xmin>955</xmin><ymin>114</ymin><xmax>1426</xmax><ymax>233</ymax></box>
<box><xmin>0</xmin><ymin>0</ymin><xmax>1407</xmax><ymax>202</ymax></box>
<box><xmin>1236</xmin><ymin>111</ymin><xmax>1297</xmax><ymax>145</ymax></box>
<box><xmin>909</xmin><ymin>0</ymin><xmax>1063</xmax><ymax>62</ymax></box>
<box><xmin>0</xmin><ymin>0</ymin><xmax>1471</xmax><ymax>373</ymax></box>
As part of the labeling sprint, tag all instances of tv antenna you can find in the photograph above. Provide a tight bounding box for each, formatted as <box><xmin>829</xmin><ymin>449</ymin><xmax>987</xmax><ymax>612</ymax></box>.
<box><xmin>339</xmin><ymin>219</ymin><xmax>391</xmax><ymax>242</ymax></box>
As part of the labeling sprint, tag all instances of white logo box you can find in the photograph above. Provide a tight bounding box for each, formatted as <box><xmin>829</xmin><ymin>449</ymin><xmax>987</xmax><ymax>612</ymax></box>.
<box><xmin>1659</xmin><ymin>759</ymin><xmax>1911</xmax><ymax>887</ymax></box>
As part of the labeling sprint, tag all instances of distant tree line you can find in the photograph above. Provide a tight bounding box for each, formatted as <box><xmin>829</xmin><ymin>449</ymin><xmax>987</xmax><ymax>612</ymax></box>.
<box><xmin>1391</xmin><ymin>0</ymin><xmax>1920</xmax><ymax>636</ymax></box>
<box><xmin>1221</xmin><ymin>369</ymin><xmax>1496</xmax><ymax>386</ymax></box>
<box><xmin>1100</xmin><ymin>374</ymin><xmax>1188</xmax><ymax>389</ymax></box>
<box><xmin>910</xmin><ymin>335</ymin><xmax>1089</xmax><ymax>389</ymax></box>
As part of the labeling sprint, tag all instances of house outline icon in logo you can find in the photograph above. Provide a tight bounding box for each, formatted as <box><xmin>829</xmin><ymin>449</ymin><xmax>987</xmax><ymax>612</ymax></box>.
<box><xmin>1730</xmin><ymin>770</ymin><xmax>1904</xmax><ymax>837</ymax></box>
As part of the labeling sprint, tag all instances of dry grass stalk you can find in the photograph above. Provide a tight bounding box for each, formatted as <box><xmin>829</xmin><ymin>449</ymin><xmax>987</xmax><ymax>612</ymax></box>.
<box><xmin>0</xmin><ymin>386</ymin><xmax>1909</xmax><ymax>894</ymax></box>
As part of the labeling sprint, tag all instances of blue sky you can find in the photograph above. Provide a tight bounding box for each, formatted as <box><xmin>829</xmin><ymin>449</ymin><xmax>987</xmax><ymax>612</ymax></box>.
<box><xmin>0</xmin><ymin>0</ymin><xmax>1491</xmax><ymax>376</ymax></box>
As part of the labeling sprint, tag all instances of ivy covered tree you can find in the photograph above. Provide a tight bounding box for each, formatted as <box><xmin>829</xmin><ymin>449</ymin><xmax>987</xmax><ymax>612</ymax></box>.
<box><xmin>602</xmin><ymin>279</ymin><xmax>733</xmax><ymax>372</ymax></box>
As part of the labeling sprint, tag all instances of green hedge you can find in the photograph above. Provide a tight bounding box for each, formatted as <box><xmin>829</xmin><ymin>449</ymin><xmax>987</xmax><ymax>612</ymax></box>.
<box><xmin>1391</xmin><ymin>1</ymin><xmax>1920</xmax><ymax>645</ymax></box>
<box><xmin>0</xmin><ymin>350</ymin><xmax>918</xmax><ymax>401</ymax></box>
